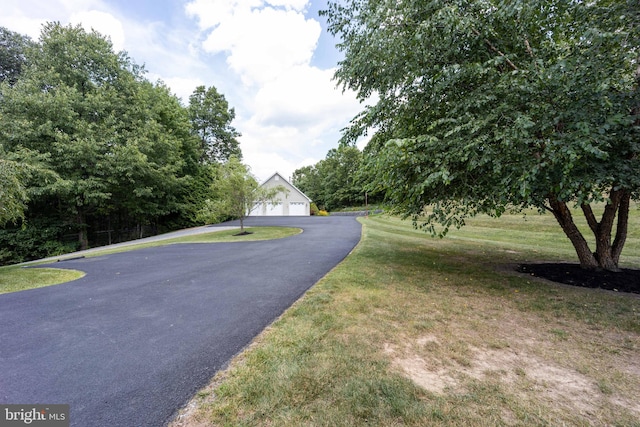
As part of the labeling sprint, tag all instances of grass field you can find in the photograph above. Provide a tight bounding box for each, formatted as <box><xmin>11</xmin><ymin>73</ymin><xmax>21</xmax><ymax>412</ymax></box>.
<box><xmin>172</xmin><ymin>209</ymin><xmax>640</xmax><ymax>427</ymax></box>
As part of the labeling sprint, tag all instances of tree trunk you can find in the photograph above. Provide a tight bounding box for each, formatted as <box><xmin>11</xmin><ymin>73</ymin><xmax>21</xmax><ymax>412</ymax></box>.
<box><xmin>77</xmin><ymin>209</ymin><xmax>89</xmax><ymax>251</ymax></box>
<box><xmin>612</xmin><ymin>191</ymin><xmax>630</xmax><ymax>265</ymax></box>
<box><xmin>549</xmin><ymin>188</ymin><xmax>630</xmax><ymax>272</ymax></box>
<box><xmin>548</xmin><ymin>196</ymin><xmax>598</xmax><ymax>269</ymax></box>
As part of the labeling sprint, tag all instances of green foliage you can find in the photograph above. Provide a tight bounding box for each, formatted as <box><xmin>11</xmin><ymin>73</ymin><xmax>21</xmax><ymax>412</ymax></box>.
<box><xmin>0</xmin><ymin>23</ymin><xmax>214</xmax><ymax>257</ymax></box>
<box><xmin>173</xmin><ymin>163</ymin><xmax>220</xmax><ymax>226</ymax></box>
<box><xmin>293</xmin><ymin>145</ymin><xmax>377</xmax><ymax>210</ymax></box>
<box><xmin>0</xmin><ymin>158</ymin><xmax>28</xmax><ymax>226</ymax></box>
<box><xmin>198</xmin><ymin>157</ymin><xmax>285</xmax><ymax>231</ymax></box>
<box><xmin>0</xmin><ymin>217</ymin><xmax>76</xmax><ymax>265</ymax></box>
<box><xmin>292</xmin><ymin>164</ymin><xmax>321</xmax><ymax>205</ymax></box>
<box><xmin>0</xmin><ymin>148</ymin><xmax>57</xmax><ymax>226</ymax></box>
<box><xmin>0</xmin><ymin>27</ymin><xmax>33</xmax><ymax>85</ymax></box>
<box><xmin>309</xmin><ymin>202</ymin><xmax>320</xmax><ymax>216</ymax></box>
<box><xmin>188</xmin><ymin>85</ymin><xmax>242</xmax><ymax>163</ymax></box>
<box><xmin>323</xmin><ymin>0</ymin><xmax>640</xmax><ymax>269</ymax></box>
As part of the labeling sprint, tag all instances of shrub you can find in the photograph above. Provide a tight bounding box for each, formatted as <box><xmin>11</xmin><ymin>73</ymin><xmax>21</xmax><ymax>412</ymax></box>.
<box><xmin>318</xmin><ymin>210</ymin><xmax>329</xmax><ymax>216</ymax></box>
<box><xmin>0</xmin><ymin>218</ymin><xmax>77</xmax><ymax>266</ymax></box>
<box><xmin>310</xmin><ymin>203</ymin><xmax>319</xmax><ymax>216</ymax></box>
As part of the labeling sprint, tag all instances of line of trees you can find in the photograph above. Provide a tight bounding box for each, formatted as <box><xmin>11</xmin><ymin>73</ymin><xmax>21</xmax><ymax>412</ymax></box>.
<box><xmin>292</xmin><ymin>145</ymin><xmax>382</xmax><ymax>211</ymax></box>
<box><xmin>0</xmin><ymin>23</ymin><xmax>241</xmax><ymax>265</ymax></box>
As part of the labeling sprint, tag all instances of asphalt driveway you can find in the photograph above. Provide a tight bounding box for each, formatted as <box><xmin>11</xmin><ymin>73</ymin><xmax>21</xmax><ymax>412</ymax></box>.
<box><xmin>0</xmin><ymin>216</ymin><xmax>362</xmax><ymax>427</ymax></box>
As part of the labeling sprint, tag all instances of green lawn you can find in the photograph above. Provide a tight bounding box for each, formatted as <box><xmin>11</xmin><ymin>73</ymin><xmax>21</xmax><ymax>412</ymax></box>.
<box><xmin>172</xmin><ymin>210</ymin><xmax>640</xmax><ymax>427</ymax></box>
<box><xmin>0</xmin><ymin>267</ymin><xmax>85</xmax><ymax>294</ymax></box>
<box><xmin>0</xmin><ymin>226</ymin><xmax>301</xmax><ymax>294</ymax></box>
<box><xmin>80</xmin><ymin>226</ymin><xmax>301</xmax><ymax>257</ymax></box>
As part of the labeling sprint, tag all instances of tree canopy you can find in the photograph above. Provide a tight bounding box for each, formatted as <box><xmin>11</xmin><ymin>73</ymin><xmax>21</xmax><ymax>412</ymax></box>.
<box><xmin>293</xmin><ymin>145</ymin><xmax>375</xmax><ymax>211</ymax></box>
<box><xmin>0</xmin><ymin>27</ymin><xmax>33</xmax><ymax>85</ymax></box>
<box><xmin>0</xmin><ymin>23</ymin><xmax>242</xmax><ymax>263</ymax></box>
<box><xmin>189</xmin><ymin>85</ymin><xmax>242</xmax><ymax>163</ymax></box>
<box><xmin>323</xmin><ymin>0</ymin><xmax>640</xmax><ymax>270</ymax></box>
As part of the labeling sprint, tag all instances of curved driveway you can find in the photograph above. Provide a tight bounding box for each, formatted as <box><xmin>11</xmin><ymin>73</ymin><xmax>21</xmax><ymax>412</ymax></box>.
<box><xmin>0</xmin><ymin>216</ymin><xmax>362</xmax><ymax>427</ymax></box>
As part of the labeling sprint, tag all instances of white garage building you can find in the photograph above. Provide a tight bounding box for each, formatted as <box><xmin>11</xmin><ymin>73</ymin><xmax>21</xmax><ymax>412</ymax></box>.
<box><xmin>249</xmin><ymin>172</ymin><xmax>312</xmax><ymax>216</ymax></box>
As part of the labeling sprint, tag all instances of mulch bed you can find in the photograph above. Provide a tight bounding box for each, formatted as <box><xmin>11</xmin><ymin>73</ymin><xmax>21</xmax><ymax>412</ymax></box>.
<box><xmin>517</xmin><ymin>263</ymin><xmax>640</xmax><ymax>294</ymax></box>
<box><xmin>233</xmin><ymin>231</ymin><xmax>254</xmax><ymax>236</ymax></box>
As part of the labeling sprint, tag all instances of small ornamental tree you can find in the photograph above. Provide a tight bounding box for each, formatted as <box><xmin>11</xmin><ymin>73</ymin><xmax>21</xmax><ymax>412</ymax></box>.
<box><xmin>323</xmin><ymin>0</ymin><xmax>640</xmax><ymax>271</ymax></box>
<box><xmin>198</xmin><ymin>157</ymin><xmax>285</xmax><ymax>232</ymax></box>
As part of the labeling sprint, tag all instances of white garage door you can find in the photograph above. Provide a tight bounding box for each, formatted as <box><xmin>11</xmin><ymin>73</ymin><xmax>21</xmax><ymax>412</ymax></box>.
<box><xmin>289</xmin><ymin>202</ymin><xmax>306</xmax><ymax>216</ymax></box>
<box><xmin>265</xmin><ymin>202</ymin><xmax>283</xmax><ymax>216</ymax></box>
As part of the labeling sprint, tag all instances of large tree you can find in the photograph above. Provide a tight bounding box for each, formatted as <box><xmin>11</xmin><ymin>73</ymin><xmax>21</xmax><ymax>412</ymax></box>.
<box><xmin>323</xmin><ymin>0</ymin><xmax>640</xmax><ymax>271</ymax></box>
<box><xmin>0</xmin><ymin>23</ymin><xmax>200</xmax><ymax>249</ymax></box>
<box><xmin>188</xmin><ymin>85</ymin><xmax>242</xmax><ymax>163</ymax></box>
<box><xmin>292</xmin><ymin>165</ymin><xmax>321</xmax><ymax>206</ymax></box>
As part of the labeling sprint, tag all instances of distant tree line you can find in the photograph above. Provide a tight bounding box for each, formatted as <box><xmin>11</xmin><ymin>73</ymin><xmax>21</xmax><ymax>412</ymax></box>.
<box><xmin>292</xmin><ymin>145</ymin><xmax>382</xmax><ymax>211</ymax></box>
<box><xmin>0</xmin><ymin>23</ymin><xmax>241</xmax><ymax>265</ymax></box>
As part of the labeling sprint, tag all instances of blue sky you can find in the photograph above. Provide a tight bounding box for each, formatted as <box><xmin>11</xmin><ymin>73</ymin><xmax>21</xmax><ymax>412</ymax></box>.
<box><xmin>1</xmin><ymin>0</ymin><xmax>365</xmax><ymax>181</ymax></box>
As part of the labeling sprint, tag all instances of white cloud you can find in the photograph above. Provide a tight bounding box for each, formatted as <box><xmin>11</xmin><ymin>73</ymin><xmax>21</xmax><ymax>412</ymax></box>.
<box><xmin>244</xmin><ymin>150</ymin><xmax>297</xmax><ymax>183</ymax></box>
<box><xmin>0</xmin><ymin>0</ymin><xmax>107</xmax><ymax>40</ymax></box>
<box><xmin>254</xmin><ymin>65</ymin><xmax>360</xmax><ymax>128</ymax></box>
<box><xmin>265</xmin><ymin>0</ymin><xmax>309</xmax><ymax>11</ymax></box>
<box><xmin>237</xmin><ymin>75</ymin><xmax>362</xmax><ymax>182</ymax></box>
<box><xmin>185</xmin><ymin>0</ymin><xmax>261</xmax><ymax>29</ymax></box>
<box><xmin>239</xmin><ymin>125</ymin><xmax>313</xmax><ymax>182</ymax></box>
<box><xmin>185</xmin><ymin>0</ymin><xmax>363</xmax><ymax>179</ymax></box>
<box><xmin>187</xmin><ymin>1</ymin><xmax>320</xmax><ymax>86</ymax></box>
<box><xmin>2</xmin><ymin>0</ymin><xmax>367</xmax><ymax>186</ymax></box>
<box><xmin>149</xmin><ymin>75</ymin><xmax>205</xmax><ymax>104</ymax></box>
<box><xmin>70</xmin><ymin>10</ymin><xmax>126</xmax><ymax>51</ymax></box>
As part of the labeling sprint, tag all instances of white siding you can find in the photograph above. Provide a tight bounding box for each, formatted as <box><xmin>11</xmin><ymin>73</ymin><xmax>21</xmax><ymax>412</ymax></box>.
<box><xmin>248</xmin><ymin>172</ymin><xmax>312</xmax><ymax>216</ymax></box>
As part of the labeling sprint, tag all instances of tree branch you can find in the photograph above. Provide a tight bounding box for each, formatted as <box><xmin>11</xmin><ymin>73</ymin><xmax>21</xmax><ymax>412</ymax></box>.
<box><xmin>472</xmin><ymin>28</ymin><xmax>518</xmax><ymax>71</ymax></box>
<box><xmin>547</xmin><ymin>195</ymin><xmax>597</xmax><ymax>269</ymax></box>
<box><xmin>525</xmin><ymin>39</ymin><xmax>534</xmax><ymax>59</ymax></box>
<box><xmin>612</xmin><ymin>190</ymin><xmax>630</xmax><ymax>264</ymax></box>
<box><xmin>580</xmin><ymin>203</ymin><xmax>598</xmax><ymax>234</ymax></box>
